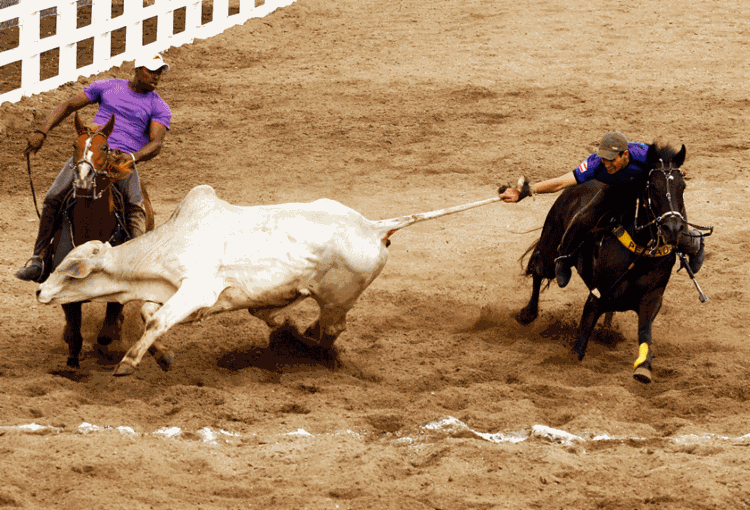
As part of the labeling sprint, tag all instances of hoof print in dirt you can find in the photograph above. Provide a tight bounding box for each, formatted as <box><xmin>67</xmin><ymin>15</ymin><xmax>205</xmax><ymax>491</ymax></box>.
<box><xmin>49</xmin><ymin>366</ymin><xmax>90</xmax><ymax>383</ymax></box>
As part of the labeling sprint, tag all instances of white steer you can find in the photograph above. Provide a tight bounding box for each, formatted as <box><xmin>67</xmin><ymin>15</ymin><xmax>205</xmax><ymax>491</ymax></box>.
<box><xmin>37</xmin><ymin>184</ymin><xmax>515</xmax><ymax>376</ymax></box>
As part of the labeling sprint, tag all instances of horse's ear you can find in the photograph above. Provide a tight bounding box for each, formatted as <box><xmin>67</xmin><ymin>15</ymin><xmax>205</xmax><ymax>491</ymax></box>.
<box><xmin>674</xmin><ymin>144</ymin><xmax>686</xmax><ymax>168</ymax></box>
<box><xmin>645</xmin><ymin>143</ymin><xmax>657</xmax><ymax>166</ymax></box>
<box><xmin>102</xmin><ymin>114</ymin><xmax>116</xmax><ymax>138</ymax></box>
<box><xmin>74</xmin><ymin>112</ymin><xmax>86</xmax><ymax>136</ymax></box>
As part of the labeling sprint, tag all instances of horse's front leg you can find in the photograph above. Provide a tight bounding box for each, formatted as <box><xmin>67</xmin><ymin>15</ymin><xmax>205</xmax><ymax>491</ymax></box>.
<box><xmin>632</xmin><ymin>294</ymin><xmax>663</xmax><ymax>384</ymax></box>
<box><xmin>571</xmin><ymin>293</ymin><xmax>604</xmax><ymax>361</ymax></box>
<box><xmin>61</xmin><ymin>303</ymin><xmax>83</xmax><ymax>368</ymax></box>
<box><xmin>516</xmin><ymin>273</ymin><xmax>544</xmax><ymax>325</ymax></box>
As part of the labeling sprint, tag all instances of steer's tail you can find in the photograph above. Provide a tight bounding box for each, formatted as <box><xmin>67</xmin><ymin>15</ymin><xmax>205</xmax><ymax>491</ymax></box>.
<box><xmin>374</xmin><ymin>196</ymin><xmax>502</xmax><ymax>241</ymax></box>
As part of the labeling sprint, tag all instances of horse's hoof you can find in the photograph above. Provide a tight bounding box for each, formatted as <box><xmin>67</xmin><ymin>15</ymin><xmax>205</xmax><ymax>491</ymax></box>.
<box><xmin>154</xmin><ymin>351</ymin><xmax>174</xmax><ymax>372</ymax></box>
<box><xmin>66</xmin><ymin>357</ymin><xmax>80</xmax><ymax>369</ymax></box>
<box><xmin>633</xmin><ymin>366</ymin><xmax>652</xmax><ymax>384</ymax></box>
<box><xmin>94</xmin><ymin>342</ymin><xmax>127</xmax><ymax>364</ymax></box>
<box><xmin>97</xmin><ymin>335</ymin><xmax>114</xmax><ymax>346</ymax></box>
<box><xmin>570</xmin><ymin>347</ymin><xmax>585</xmax><ymax>362</ymax></box>
<box><xmin>113</xmin><ymin>362</ymin><xmax>136</xmax><ymax>377</ymax></box>
<box><xmin>515</xmin><ymin>309</ymin><xmax>537</xmax><ymax>326</ymax></box>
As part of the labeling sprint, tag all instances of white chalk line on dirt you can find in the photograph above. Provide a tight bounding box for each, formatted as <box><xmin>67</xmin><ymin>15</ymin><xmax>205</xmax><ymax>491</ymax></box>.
<box><xmin>3</xmin><ymin>417</ymin><xmax>750</xmax><ymax>448</ymax></box>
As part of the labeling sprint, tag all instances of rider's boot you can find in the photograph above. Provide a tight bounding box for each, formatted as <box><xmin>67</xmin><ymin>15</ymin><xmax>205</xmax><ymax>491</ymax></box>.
<box><xmin>554</xmin><ymin>254</ymin><xmax>574</xmax><ymax>288</ymax></box>
<box><xmin>678</xmin><ymin>229</ymin><xmax>705</xmax><ymax>274</ymax></box>
<box><xmin>16</xmin><ymin>204</ymin><xmax>59</xmax><ymax>282</ymax></box>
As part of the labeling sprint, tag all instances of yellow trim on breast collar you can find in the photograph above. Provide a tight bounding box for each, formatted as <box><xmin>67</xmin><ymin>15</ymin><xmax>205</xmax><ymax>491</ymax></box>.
<box><xmin>613</xmin><ymin>226</ymin><xmax>673</xmax><ymax>258</ymax></box>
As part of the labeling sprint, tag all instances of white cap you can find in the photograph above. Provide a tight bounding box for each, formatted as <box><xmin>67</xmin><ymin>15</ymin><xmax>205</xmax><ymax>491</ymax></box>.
<box><xmin>134</xmin><ymin>53</ymin><xmax>170</xmax><ymax>72</ymax></box>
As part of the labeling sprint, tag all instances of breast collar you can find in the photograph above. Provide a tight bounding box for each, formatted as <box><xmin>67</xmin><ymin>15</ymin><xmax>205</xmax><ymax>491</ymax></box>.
<box><xmin>612</xmin><ymin>225</ymin><xmax>673</xmax><ymax>258</ymax></box>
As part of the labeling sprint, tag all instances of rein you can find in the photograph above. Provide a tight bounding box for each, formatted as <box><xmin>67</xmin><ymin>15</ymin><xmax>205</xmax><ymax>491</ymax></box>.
<box><xmin>25</xmin><ymin>152</ymin><xmax>42</xmax><ymax>219</ymax></box>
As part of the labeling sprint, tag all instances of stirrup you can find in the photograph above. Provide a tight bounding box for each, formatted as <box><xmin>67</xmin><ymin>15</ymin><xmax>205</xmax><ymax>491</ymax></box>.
<box><xmin>15</xmin><ymin>256</ymin><xmax>45</xmax><ymax>283</ymax></box>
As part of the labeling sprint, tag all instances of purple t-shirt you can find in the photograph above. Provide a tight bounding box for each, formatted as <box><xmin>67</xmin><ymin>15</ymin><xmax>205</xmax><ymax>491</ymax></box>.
<box><xmin>84</xmin><ymin>79</ymin><xmax>171</xmax><ymax>153</ymax></box>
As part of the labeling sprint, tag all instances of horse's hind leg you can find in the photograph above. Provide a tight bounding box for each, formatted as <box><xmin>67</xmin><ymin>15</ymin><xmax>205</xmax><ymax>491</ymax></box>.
<box><xmin>97</xmin><ymin>302</ymin><xmax>124</xmax><ymax>346</ymax></box>
<box><xmin>61</xmin><ymin>303</ymin><xmax>83</xmax><ymax>368</ymax></box>
<box><xmin>516</xmin><ymin>273</ymin><xmax>544</xmax><ymax>325</ymax></box>
<box><xmin>571</xmin><ymin>294</ymin><xmax>605</xmax><ymax>361</ymax></box>
<box><xmin>94</xmin><ymin>302</ymin><xmax>126</xmax><ymax>363</ymax></box>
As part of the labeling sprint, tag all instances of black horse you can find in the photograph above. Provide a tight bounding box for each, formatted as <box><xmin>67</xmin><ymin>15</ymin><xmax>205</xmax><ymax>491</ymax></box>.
<box><xmin>516</xmin><ymin>142</ymin><xmax>690</xmax><ymax>384</ymax></box>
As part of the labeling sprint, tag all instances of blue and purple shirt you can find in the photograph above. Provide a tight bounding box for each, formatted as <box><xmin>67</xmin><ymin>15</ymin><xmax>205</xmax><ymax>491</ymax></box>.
<box><xmin>573</xmin><ymin>142</ymin><xmax>651</xmax><ymax>187</ymax></box>
<box><xmin>84</xmin><ymin>79</ymin><xmax>171</xmax><ymax>153</ymax></box>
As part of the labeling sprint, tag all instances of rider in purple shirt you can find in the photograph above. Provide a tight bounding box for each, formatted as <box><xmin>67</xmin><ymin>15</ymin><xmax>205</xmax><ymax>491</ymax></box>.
<box><xmin>498</xmin><ymin>131</ymin><xmax>705</xmax><ymax>288</ymax></box>
<box><xmin>16</xmin><ymin>53</ymin><xmax>172</xmax><ymax>282</ymax></box>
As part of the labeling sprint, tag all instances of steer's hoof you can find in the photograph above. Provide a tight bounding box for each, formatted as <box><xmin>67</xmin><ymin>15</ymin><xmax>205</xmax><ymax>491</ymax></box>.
<box><xmin>66</xmin><ymin>357</ymin><xmax>80</xmax><ymax>369</ymax></box>
<box><xmin>154</xmin><ymin>351</ymin><xmax>174</xmax><ymax>372</ymax></box>
<box><xmin>633</xmin><ymin>366</ymin><xmax>652</xmax><ymax>384</ymax></box>
<box><xmin>113</xmin><ymin>362</ymin><xmax>136</xmax><ymax>377</ymax></box>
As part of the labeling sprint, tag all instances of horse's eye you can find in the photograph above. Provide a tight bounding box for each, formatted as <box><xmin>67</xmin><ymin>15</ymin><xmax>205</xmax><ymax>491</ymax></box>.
<box><xmin>102</xmin><ymin>145</ymin><xmax>108</xmax><ymax>152</ymax></box>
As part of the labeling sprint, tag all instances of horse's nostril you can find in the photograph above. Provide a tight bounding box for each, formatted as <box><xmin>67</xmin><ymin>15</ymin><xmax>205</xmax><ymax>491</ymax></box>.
<box><xmin>35</xmin><ymin>289</ymin><xmax>41</xmax><ymax>298</ymax></box>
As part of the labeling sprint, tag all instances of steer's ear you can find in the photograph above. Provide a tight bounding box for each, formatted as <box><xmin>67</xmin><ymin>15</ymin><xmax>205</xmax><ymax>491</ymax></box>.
<box><xmin>58</xmin><ymin>258</ymin><xmax>96</xmax><ymax>279</ymax></box>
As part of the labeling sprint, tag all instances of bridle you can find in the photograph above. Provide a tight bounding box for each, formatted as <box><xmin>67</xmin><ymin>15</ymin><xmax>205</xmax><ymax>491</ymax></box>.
<box><xmin>635</xmin><ymin>159</ymin><xmax>684</xmax><ymax>235</ymax></box>
<box><xmin>73</xmin><ymin>130</ymin><xmax>114</xmax><ymax>200</ymax></box>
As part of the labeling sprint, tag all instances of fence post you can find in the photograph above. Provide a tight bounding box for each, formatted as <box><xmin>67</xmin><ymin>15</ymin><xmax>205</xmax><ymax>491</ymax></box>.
<box><xmin>124</xmin><ymin>1</ymin><xmax>144</xmax><ymax>57</ymax></box>
<box><xmin>185</xmin><ymin>0</ymin><xmax>202</xmax><ymax>37</ymax></box>
<box><xmin>91</xmin><ymin>0</ymin><xmax>112</xmax><ymax>67</ymax></box>
<box><xmin>18</xmin><ymin>1</ymin><xmax>40</xmax><ymax>94</ymax></box>
<box><xmin>58</xmin><ymin>1</ymin><xmax>77</xmax><ymax>85</ymax></box>
<box><xmin>214</xmin><ymin>0</ymin><xmax>229</xmax><ymax>23</ymax></box>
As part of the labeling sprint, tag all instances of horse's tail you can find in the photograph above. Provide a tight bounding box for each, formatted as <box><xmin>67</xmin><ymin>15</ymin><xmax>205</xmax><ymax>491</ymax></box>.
<box><xmin>519</xmin><ymin>238</ymin><xmax>539</xmax><ymax>274</ymax></box>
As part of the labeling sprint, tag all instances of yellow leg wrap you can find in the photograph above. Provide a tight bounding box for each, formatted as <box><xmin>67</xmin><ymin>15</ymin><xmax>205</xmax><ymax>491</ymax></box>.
<box><xmin>634</xmin><ymin>343</ymin><xmax>649</xmax><ymax>369</ymax></box>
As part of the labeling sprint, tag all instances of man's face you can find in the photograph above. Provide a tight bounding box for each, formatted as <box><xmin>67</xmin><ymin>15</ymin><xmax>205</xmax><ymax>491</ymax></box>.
<box><xmin>601</xmin><ymin>150</ymin><xmax>629</xmax><ymax>174</ymax></box>
<box><xmin>135</xmin><ymin>67</ymin><xmax>164</xmax><ymax>91</ymax></box>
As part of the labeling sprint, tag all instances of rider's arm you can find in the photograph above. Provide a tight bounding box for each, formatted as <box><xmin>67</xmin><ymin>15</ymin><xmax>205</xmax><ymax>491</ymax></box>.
<box><xmin>130</xmin><ymin>121</ymin><xmax>168</xmax><ymax>163</ymax></box>
<box><xmin>36</xmin><ymin>92</ymin><xmax>92</xmax><ymax>135</ymax></box>
<box><xmin>534</xmin><ymin>171</ymin><xmax>578</xmax><ymax>194</ymax></box>
<box><xmin>499</xmin><ymin>171</ymin><xmax>578</xmax><ymax>202</ymax></box>
<box><xmin>24</xmin><ymin>92</ymin><xmax>91</xmax><ymax>156</ymax></box>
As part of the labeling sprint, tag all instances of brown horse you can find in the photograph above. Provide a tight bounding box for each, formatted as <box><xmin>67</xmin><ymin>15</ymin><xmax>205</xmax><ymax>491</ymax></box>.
<box><xmin>50</xmin><ymin>112</ymin><xmax>155</xmax><ymax>369</ymax></box>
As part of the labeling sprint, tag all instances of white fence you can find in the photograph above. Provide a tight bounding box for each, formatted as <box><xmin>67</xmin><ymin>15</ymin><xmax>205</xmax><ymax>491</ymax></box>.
<box><xmin>0</xmin><ymin>0</ymin><xmax>296</xmax><ymax>105</ymax></box>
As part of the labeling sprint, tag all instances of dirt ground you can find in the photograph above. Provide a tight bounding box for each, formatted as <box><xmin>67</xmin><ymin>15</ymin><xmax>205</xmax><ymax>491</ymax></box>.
<box><xmin>1</xmin><ymin>0</ymin><xmax>749</xmax><ymax>508</ymax></box>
